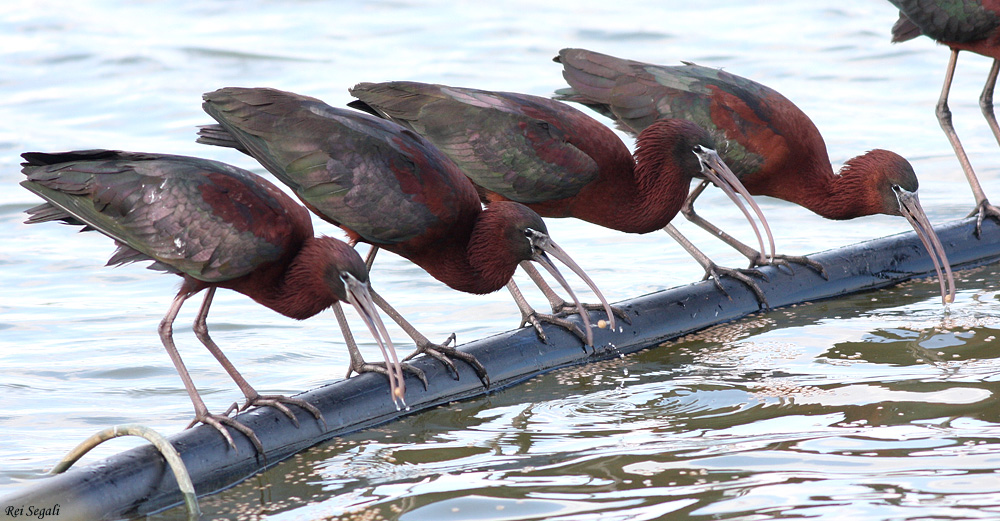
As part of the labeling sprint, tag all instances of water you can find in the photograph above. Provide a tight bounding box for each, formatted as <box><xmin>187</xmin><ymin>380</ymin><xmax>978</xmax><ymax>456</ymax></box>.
<box><xmin>2</xmin><ymin>0</ymin><xmax>1000</xmax><ymax>519</ymax></box>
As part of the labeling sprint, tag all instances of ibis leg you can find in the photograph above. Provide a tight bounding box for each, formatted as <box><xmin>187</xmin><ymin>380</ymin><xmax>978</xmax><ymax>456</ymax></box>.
<box><xmin>662</xmin><ymin>223</ymin><xmax>769</xmax><ymax>308</ymax></box>
<box><xmin>519</xmin><ymin>262</ymin><xmax>629</xmax><ymax>324</ymax></box>
<box><xmin>191</xmin><ymin>287</ymin><xmax>324</xmax><ymax>428</ymax></box>
<box><xmin>938</xmin><ymin>50</ymin><xmax>1000</xmax><ymax>236</ymax></box>
<box><xmin>681</xmin><ymin>181</ymin><xmax>827</xmax><ymax>277</ymax></box>
<box><xmin>158</xmin><ymin>292</ymin><xmax>263</xmax><ymax>453</ymax></box>
<box><xmin>364</xmin><ymin>245</ymin><xmax>379</xmax><ymax>271</ymax></box>
<box><xmin>369</xmin><ymin>289</ymin><xmax>485</xmax><ymax>387</ymax></box>
<box><xmin>332</xmin><ymin>302</ymin><xmax>408</xmax><ymax>398</ymax></box>
<box><xmin>506</xmin><ymin>280</ymin><xmax>591</xmax><ymax>349</ymax></box>
<box><xmin>974</xmin><ymin>57</ymin><xmax>1000</xmax><ymax>234</ymax></box>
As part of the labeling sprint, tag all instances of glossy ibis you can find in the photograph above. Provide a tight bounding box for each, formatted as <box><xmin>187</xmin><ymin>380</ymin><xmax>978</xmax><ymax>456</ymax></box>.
<box><xmin>197</xmin><ymin>87</ymin><xmax>615</xmax><ymax>369</ymax></box>
<box><xmin>347</xmin><ymin>81</ymin><xmax>776</xmax><ymax>306</ymax></box>
<box><xmin>554</xmin><ymin>48</ymin><xmax>956</xmax><ymax>305</ymax></box>
<box><xmin>888</xmin><ymin>0</ymin><xmax>1000</xmax><ymax>235</ymax></box>
<box><xmin>20</xmin><ymin>150</ymin><xmax>405</xmax><ymax>452</ymax></box>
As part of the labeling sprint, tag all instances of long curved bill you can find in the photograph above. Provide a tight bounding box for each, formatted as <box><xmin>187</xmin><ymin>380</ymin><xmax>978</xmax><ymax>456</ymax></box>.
<box><xmin>527</xmin><ymin>229</ymin><xmax>616</xmax><ymax>346</ymax></box>
<box><xmin>693</xmin><ymin>145</ymin><xmax>776</xmax><ymax>263</ymax></box>
<box><xmin>341</xmin><ymin>273</ymin><xmax>407</xmax><ymax>408</ymax></box>
<box><xmin>893</xmin><ymin>186</ymin><xmax>956</xmax><ymax>305</ymax></box>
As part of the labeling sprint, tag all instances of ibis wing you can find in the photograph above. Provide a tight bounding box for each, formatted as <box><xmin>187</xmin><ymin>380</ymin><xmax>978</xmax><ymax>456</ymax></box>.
<box><xmin>349</xmin><ymin>81</ymin><xmax>599</xmax><ymax>204</ymax></box>
<box><xmin>201</xmin><ymin>87</ymin><xmax>479</xmax><ymax>246</ymax></box>
<box><xmin>21</xmin><ymin>150</ymin><xmax>299</xmax><ymax>282</ymax></box>
<box><xmin>887</xmin><ymin>0</ymin><xmax>1000</xmax><ymax>43</ymax></box>
<box><xmin>557</xmin><ymin>48</ymin><xmax>825</xmax><ymax>178</ymax></box>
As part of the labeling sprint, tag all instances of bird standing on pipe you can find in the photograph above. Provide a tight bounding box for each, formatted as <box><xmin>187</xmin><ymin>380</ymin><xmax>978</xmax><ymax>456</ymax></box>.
<box><xmin>553</xmin><ymin>47</ymin><xmax>956</xmax><ymax>305</ymax></box>
<box><xmin>887</xmin><ymin>0</ymin><xmax>1000</xmax><ymax>236</ymax></box>
<box><xmin>20</xmin><ymin>150</ymin><xmax>406</xmax><ymax>452</ymax></box>
<box><xmin>198</xmin><ymin>87</ymin><xmax>617</xmax><ymax>378</ymax></box>
<box><xmin>347</xmin><ymin>81</ymin><xmax>775</xmax><ymax>307</ymax></box>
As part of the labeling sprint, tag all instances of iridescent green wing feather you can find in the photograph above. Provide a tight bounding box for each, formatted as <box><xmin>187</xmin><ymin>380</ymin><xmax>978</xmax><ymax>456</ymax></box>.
<box><xmin>21</xmin><ymin>150</ymin><xmax>293</xmax><ymax>282</ymax></box>
<box><xmin>201</xmin><ymin>87</ymin><xmax>477</xmax><ymax>246</ymax></box>
<box><xmin>349</xmin><ymin>81</ymin><xmax>599</xmax><ymax>203</ymax></box>
<box><xmin>889</xmin><ymin>0</ymin><xmax>999</xmax><ymax>43</ymax></box>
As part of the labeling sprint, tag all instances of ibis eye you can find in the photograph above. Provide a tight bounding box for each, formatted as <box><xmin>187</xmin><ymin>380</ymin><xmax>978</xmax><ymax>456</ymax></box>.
<box><xmin>340</xmin><ymin>270</ymin><xmax>365</xmax><ymax>285</ymax></box>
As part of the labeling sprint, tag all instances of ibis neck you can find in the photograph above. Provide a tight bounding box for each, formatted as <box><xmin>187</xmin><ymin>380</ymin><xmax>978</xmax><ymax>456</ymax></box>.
<box><xmin>409</xmin><ymin>244</ymin><xmax>513</xmax><ymax>295</ymax></box>
<box><xmin>799</xmin><ymin>161</ymin><xmax>883</xmax><ymax>220</ymax></box>
<box><xmin>562</xmin><ymin>145</ymin><xmax>692</xmax><ymax>234</ymax></box>
<box><xmin>397</xmin><ymin>210</ymin><xmax>520</xmax><ymax>295</ymax></box>
<box><xmin>739</xmin><ymin>154</ymin><xmax>876</xmax><ymax>220</ymax></box>
<box><xmin>241</xmin><ymin>237</ymin><xmax>340</xmax><ymax>320</ymax></box>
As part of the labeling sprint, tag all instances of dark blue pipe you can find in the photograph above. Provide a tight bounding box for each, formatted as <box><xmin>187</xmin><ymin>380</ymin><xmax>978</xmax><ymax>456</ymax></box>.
<box><xmin>3</xmin><ymin>216</ymin><xmax>998</xmax><ymax>520</ymax></box>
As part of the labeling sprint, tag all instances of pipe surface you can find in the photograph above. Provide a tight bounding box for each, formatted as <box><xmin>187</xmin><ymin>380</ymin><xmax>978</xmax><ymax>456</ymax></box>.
<box><xmin>3</xmin><ymin>216</ymin><xmax>999</xmax><ymax>520</ymax></box>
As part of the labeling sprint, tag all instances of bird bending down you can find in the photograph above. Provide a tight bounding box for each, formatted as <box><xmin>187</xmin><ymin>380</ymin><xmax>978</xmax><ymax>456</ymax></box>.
<box><xmin>554</xmin><ymin>48</ymin><xmax>956</xmax><ymax>305</ymax></box>
<box><xmin>888</xmin><ymin>0</ymin><xmax>1000</xmax><ymax>236</ymax></box>
<box><xmin>197</xmin><ymin>87</ymin><xmax>616</xmax><ymax>377</ymax></box>
<box><xmin>347</xmin><ymin>81</ymin><xmax>776</xmax><ymax>307</ymax></box>
<box><xmin>21</xmin><ymin>150</ymin><xmax>406</xmax><ymax>452</ymax></box>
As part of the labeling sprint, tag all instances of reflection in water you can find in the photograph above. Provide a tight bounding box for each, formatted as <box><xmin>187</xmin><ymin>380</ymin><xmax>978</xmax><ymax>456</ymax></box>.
<box><xmin>4</xmin><ymin>0</ymin><xmax>1000</xmax><ymax>519</ymax></box>
<box><xmin>188</xmin><ymin>260</ymin><xmax>1000</xmax><ymax>518</ymax></box>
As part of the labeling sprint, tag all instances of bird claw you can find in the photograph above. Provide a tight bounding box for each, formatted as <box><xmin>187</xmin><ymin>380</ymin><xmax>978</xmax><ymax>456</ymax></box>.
<box><xmin>550</xmin><ymin>301</ymin><xmax>632</xmax><ymax>325</ymax></box>
<box><xmin>404</xmin><ymin>338</ymin><xmax>490</xmax><ymax>388</ymax></box>
<box><xmin>755</xmin><ymin>255</ymin><xmax>794</xmax><ymax>276</ymax></box>
<box><xmin>704</xmin><ymin>264</ymin><xmax>770</xmax><ymax>309</ymax></box>
<box><xmin>346</xmin><ymin>361</ymin><xmax>429</xmax><ymax>391</ymax></box>
<box><xmin>969</xmin><ymin>200</ymin><xmax>1000</xmax><ymax>238</ymax></box>
<box><xmin>520</xmin><ymin>313</ymin><xmax>550</xmax><ymax>344</ymax></box>
<box><xmin>223</xmin><ymin>401</ymin><xmax>240</xmax><ymax>417</ymax></box>
<box><xmin>239</xmin><ymin>394</ymin><xmax>327</xmax><ymax>431</ymax></box>
<box><xmin>522</xmin><ymin>311</ymin><xmax>589</xmax><ymax>351</ymax></box>
<box><xmin>187</xmin><ymin>411</ymin><xmax>264</xmax><ymax>454</ymax></box>
<box><xmin>758</xmin><ymin>254</ymin><xmax>828</xmax><ymax>280</ymax></box>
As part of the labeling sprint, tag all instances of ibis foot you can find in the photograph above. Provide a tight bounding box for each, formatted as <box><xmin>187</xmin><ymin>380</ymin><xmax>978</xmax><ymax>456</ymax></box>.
<box><xmin>347</xmin><ymin>361</ymin><xmax>429</xmax><ymax>391</ymax></box>
<box><xmin>705</xmin><ymin>264</ymin><xmax>770</xmax><ymax>309</ymax></box>
<box><xmin>759</xmin><ymin>254</ymin><xmax>828</xmax><ymax>280</ymax></box>
<box><xmin>404</xmin><ymin>335</ymin><xmax>489</xmax><ymax>388</ymax></box>
<box><xmin>550</xmin><ymin>300</ymin><xmax>631</xmax><ymax>326</ymax></box>
<box><xmin>239</xmin><ymin>392</ymin><xmax>325</xmax><ymax>430</ymax></box>
<box><xmin>970</xmin><ymin>200</ymin><xmax>1000</xmax><ymax>238</ymax></box>
<box><xmin>521</xmin><ymin>311</ymin><xmax>590</xmax><ymax>351</ymax></box>
<box><xmin>187</xmin><ymin>410</ymin><xmax>264</xmax><ymax>454</ymax></box>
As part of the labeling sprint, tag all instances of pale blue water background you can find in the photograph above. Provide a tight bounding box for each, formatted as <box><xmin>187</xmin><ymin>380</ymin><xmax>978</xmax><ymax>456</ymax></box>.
<box><xmin>2</xmin><ymin>1</ymin><xmax>1000</xmax><ymax>519</ymax></box>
